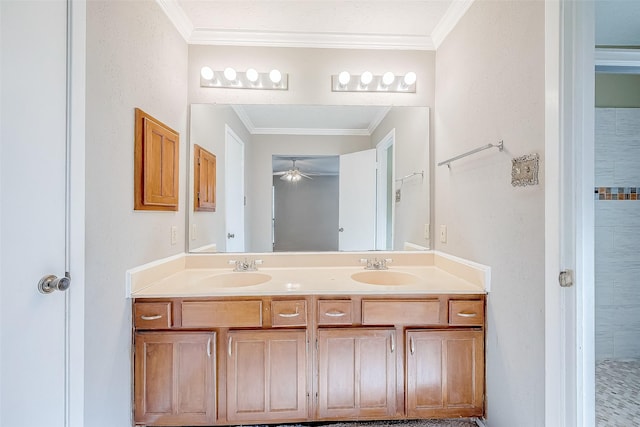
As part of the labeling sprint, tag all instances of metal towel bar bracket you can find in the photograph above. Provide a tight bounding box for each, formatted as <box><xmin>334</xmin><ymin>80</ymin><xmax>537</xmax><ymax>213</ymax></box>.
<box><xmin>438</xmin><ymin>140</ymin><xmax>504</xmax><ymax>168</ymax></box>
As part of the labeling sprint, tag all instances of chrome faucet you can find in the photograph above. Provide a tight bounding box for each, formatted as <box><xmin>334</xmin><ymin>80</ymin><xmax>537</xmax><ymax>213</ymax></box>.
<box><xmin>229</xmin><ymin>258</ymin><xmax>262</xmax><ymax>272</ymax></box>
<box><xmin>360</xmin><ymin>257</ymin><xmax>392</xmax><ymax>270</ymax></box>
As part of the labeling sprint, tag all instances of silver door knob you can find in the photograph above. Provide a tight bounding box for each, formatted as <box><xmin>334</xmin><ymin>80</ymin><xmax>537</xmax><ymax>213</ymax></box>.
<box><xmin>38</xmin><ymin>273</ymin><xmax>71</xmax><ymax>294</ymax></box>
<box><xmin>338</xmin><ymin>227</ymin><xmax>344</xmax><ymax>232</ymax></box>
<box><xmin>227</xmin><ymin>233</ymin><xmax>235</xmax><ymax>239</ymax></box>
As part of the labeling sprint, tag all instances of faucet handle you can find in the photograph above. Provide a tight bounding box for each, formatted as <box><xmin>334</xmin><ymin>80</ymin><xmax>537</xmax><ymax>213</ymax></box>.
<box><xmin>228</xmin><ymin>260</ymin><xmax>237</xmax><ymax>266</ymax></box>
<box><xmin>254</xmin><ymin>259</ymin><xmax>263</xmax><ymax>265</ymax></box>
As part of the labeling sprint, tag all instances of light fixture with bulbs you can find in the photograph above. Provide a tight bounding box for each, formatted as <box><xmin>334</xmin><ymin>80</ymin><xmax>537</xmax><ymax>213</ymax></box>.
<box><xmin>200</xmin><ymin>66</ymin><xmax>288</xmax><ymax>90</ymax></box>
<box><xmin>331</xmin><ymin>71</ymin><xmax>417</xmax><ymax>93</ymax></box>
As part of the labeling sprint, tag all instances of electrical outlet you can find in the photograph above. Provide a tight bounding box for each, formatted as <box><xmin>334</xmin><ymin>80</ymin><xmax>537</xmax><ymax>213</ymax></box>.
<box><xmin>424</xmin><ymin>223</ymin><xmax>430</xmax><ymax>239</ymax></box>
<box><xmin>171</xmin><ymin>226</ymin><xmax>178</xmax><ymax>245</ymax></box>
<box><xmin>439</xmin><ymin>225</ymin><xmax>447</xmax><ymax>244</ymax></box>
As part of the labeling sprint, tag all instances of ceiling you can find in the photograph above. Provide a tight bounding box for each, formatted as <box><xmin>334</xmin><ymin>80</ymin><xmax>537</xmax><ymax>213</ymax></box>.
<box><xmin>232</xmin><ymin>105</ymin><xmax>391</xmax><ymax>135</ymax></box>
<box><xmin>157</xmin><ymin>0</ymin><xmax>475</xmax><ymax>50</ymax></box>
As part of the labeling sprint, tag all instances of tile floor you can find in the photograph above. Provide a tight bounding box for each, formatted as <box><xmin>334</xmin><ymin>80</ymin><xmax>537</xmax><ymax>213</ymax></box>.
<box><xmin>596</xmin><ymin>359</ymin><xmax>640</xmax><ymax>426</ymax></box>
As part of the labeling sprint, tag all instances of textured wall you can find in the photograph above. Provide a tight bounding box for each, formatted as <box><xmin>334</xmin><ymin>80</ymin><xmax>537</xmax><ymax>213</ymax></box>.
<box><xmin>433</xmin><ymin>0</ymin><xmax>545</xmax><ymax>425</ymax></box>
<box><xmin>85</xmin><ymin>1</ymin><xmax>188</xmax><ymax>425</ymax></box>
<box><xmin>595</xmin><ymin>108</ymin><xmax>640</xmax><ymax>360</ymax></box>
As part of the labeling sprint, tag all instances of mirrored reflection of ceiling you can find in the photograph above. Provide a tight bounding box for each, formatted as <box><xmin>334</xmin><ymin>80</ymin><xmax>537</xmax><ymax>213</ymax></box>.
<box><xmin>157</xmin><ymin>0</ymin><xmax>475</xmax><ymax>49</ymax></box>
<box><xmin>233</xmin><ymin>105</ymin><xmax>390</xmax><ymax>136</ymax></box>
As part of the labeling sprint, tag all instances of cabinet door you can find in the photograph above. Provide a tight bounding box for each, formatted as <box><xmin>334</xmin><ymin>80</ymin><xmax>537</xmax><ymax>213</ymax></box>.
<box><xmin>317</xmin><ymin>328</ymin><xmax>396</xmax><ymax>419</ymax></box>
<box><xmin>406</xmin><ymin>329</ymin><xmax>484</xmax><ymax>418</ymax></box>
<box><xmin>134</xmin><ymin>332</ymin><xmax>216</xmax><ymax>426</ymax></box>
<box><xmin>227</xmin><ymin>329</ymin><xmax>308</xmax><ymax>422</ymax></box>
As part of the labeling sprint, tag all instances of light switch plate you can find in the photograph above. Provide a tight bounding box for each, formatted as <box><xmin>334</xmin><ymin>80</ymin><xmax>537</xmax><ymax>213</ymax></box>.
<box><xmin>171</xmin><ymin>226</ymin><xmax>177</xmax><ymax>245</ymax></box>
<box><xmin>511</xmin><ymin>153</ymin><xmax>539</xmax><ymax>187</ymax></box>
<box><xmin>439</xmin><ymin>225</ymin><xmax>447</xmax><ymax>243</ymax></box>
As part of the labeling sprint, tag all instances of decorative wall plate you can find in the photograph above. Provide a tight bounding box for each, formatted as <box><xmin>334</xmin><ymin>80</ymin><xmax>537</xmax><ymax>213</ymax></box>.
<box><xmin>511</xmin><ymin>153</ymin><xmax>539</xmax><ymax>187</ymax></box>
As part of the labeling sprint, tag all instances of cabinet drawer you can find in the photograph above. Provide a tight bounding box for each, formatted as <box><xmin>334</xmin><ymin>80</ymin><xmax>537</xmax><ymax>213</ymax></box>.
<box><xmin>318</xmin><ymin>300</ymin><xmax>353</xmax><ymax>325</ymax></box>
<box><xmin>182</xmin><ymin>300</ymin><xmax>263</xmax><ymax>328</ymax></box>
<box><xmin>271</xmin><ymin>300</ymin><xmax>307</xmax><ymax>327</ymax></box>
<box><xmin>449</xmin><ymin>300</ymin><xmax>484</xmax><ymax>325</ymax></box>
<box><xmin>362</xmin><ymin>300</ymin><xmax>441</xmax><ymax>325</ymax></box>
<box><xmin>134</xmin><ymin>302</ymin><xmax>172</xmax><ymax>329</ymax></box>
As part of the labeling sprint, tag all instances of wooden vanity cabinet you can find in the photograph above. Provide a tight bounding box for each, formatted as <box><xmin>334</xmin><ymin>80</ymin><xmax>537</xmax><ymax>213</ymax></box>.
<box><xmin>134</xmin><ymin>331</ymin><xmax>216</xmax><ymax>426</ymax></box>
<box><xmin>132</xmin><ymin>294</ymin><xmax>485</xmax><ymax>426</ymax></box>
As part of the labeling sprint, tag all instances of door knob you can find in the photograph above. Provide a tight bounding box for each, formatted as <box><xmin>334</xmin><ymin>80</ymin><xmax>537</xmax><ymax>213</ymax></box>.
<box><xmin>38</xmin><ymin>273</ymin><xmax>71</xmax><ymax>294</ymax></box>
<box><xmin>338</xmin><ymin>227</ymin><xmax>344</xmax><ymax>232</ymax></box>
<box><xmin>227</xmin><ymin>233</ymin><xmax>235</xmax><ymax>239</ymax></box>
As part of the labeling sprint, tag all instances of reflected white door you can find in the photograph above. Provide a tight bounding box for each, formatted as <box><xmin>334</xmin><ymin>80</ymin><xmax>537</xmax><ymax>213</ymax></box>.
<box><xmin>376</xmin><ymin>130</ymin><xmax>395</xmax><ymax>250</ymax></box>
<box><xmin>338</xmin><ymin>149</ymin><xmax>377</xmax><ymax>251</ymax></box>
<box><xmin>225</xmin><ymin>125</ymin><xmax>245</xmax><ymax>252</ymax></box>
<box><xmin>1</xmin><ymin>1</ymin><xmax>83</xmax><ymax>425</ymax></box>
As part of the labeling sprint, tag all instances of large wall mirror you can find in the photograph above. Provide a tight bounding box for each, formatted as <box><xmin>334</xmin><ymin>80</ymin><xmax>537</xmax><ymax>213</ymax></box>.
<box><xmin>188</xmin><ymin>104</ymin><xmax>430</xmax><ymax>253</ymax></box>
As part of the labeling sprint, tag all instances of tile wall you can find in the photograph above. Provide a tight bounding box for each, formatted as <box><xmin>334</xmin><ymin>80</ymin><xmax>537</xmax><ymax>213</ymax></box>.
<box><xmin>595</xmin><ymin>108</ymin><xmax>640</xmax><ymax>360</ymax></box>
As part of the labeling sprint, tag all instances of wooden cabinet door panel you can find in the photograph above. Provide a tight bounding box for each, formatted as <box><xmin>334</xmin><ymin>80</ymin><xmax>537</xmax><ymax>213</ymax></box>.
<box><xmin>227</xmin><ymin>329</ymin><xmax>307</xmax><ymax>422</ymax></box>
<box><xmin>317</xmin><ymin>328</ymin><xmax>396</xmax><ymax>419</ymax></box>
<box><xmin>406</xmin><ymin>329</ymin><xmax>484</xmax><ymax>418</ymax></box>
<box><xmin>134</xmin><ymin>332</ymin><xmax>216</xmax><ymax>426</ymax></box>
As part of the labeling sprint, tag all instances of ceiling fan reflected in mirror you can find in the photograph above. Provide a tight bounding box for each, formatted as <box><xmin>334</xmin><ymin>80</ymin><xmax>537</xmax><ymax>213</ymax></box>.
<box><xmin>274</xmin><ymin>159</ymin><xmax>313</xmax><ymax>182</ymax></box>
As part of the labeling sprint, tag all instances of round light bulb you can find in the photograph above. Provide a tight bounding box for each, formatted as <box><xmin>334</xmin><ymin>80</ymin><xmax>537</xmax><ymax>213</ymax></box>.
<box><xmin>269</xmin><ymin>69</ymin><xmax>282</xmax><ymax>84</ymax></box>
<box><xmin>223</xmin><ymin>67</ymin><xmax>237</xmax><ymax>81</ymax></box>
<box><xmin>382</xmin><ymin>71</ymin><xmax>395</xmax><ymax>86</ymax></box>
<box><xmin>200</xmin><ymin>66</ymin><xmax>214</xmax><ymax>80</ymax></box>
<box><xmin>360</xmin><ymin>71</ymin><xmax>373</xmax><ymax>86</ymax></box>
<box><xmin>246</xmin><ymin>68</ymin><xmax>259</xmax><ymax>83</ymax></box>
<box><xmin>338</xmin><ymin>71</ymin><xmax>351</xmax><ymax>86</ymax></box>
<box><xmin>403</xmin><ymin>71</ymin><xmax>417</xmax><ymax>86</ymax></box>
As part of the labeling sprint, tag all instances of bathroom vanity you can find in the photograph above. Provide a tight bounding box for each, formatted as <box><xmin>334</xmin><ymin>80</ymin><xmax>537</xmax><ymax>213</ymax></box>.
<box><xmin>129</xmin><ymin>251</ymin><xmax>489</xmax><ymax>426</ymax></box>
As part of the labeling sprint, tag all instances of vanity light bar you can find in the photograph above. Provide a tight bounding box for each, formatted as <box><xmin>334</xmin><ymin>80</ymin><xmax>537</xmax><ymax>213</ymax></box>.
<box><xmin>200</xmin><ymin>67</ymin><xmax>288</xmax><ymax>90</ymax></box>
<box><xmin>331</xmin><ymin>71</ymin><xmax>417</xmax><ymax>93</ymax></box>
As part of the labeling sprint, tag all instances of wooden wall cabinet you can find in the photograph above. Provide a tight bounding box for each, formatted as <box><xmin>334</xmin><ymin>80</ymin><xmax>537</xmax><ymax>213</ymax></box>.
<box><xmin>132</xmin><ymin>294</ymin><xmax>485</xmax><ymax>426</ymax></box>
<box><xmin>134</xmin><ymin>108</ymin><xmax>179</xmax><ymax>211</ymax></box>
<box><xmin>193</xmin><ymin>144</ymin><xmax>216</xmax><ymax>212</ymax></box>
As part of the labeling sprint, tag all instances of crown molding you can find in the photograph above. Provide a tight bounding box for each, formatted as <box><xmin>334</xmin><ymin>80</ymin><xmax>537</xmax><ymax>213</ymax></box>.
<box><xmin>368</xmin><ymin>107</ymin><xmax>392</xmax><ymax>135</ymax></box>
<box><xmin>431</xmin><ymin>0</ymin><xmax>475</xmax><ymax>49</ymax></box>
<box><xmin>155</xmin><ymin>0</ymin><xmax>193</xmax><ymax>41</ymax></box>
<box><xmin>231</xmin><ymin>105</ymin><xmax>256</xmax><ymax>133</ymax></box>
<box><xmin>190</xmin><ymin>29</ymin><xmax>435</xmax><ymax>51</ymax></box>
<box><xmin>252</xmin><ymin>128</ymin><xmax>372</xmax><ymax>136</ymax></box>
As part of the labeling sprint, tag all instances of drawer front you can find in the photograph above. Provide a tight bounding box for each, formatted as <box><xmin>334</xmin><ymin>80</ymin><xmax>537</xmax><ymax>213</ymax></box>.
<box><xmin>449</xmin><ymin>300</ymin><xmax>484</xmax><ymax>325</ymax></box>
<box><xmin>271</xmin><ymin>300</ymin><xmax>307</xmax><ymax>327</ymax></box>
<box><xmin>134</xmin><ymin>302</ymin><xmax>172</xmax><ymax>329</ymax></box>
<box><xmin>362</xmin><ymin>300</ymin><xmax>441</xmax><ymax>325</ymax></box>
<box><xmin>318</xmin><ymin>300</ymin><xmax>353</xmax><ymax>325</ymax></box>
<box><xmin>182</xmin><ymin>300</ymin><xmax>263</xmax><ymax>328</ymax></box>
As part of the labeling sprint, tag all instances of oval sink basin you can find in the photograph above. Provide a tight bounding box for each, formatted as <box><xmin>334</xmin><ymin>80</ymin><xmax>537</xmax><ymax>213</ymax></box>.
<box><xmin>351</xmin><ymin>270</ymin><xmax>419</xmax><ymax>286</ymax></box>
<box><xmin>199</xmin><ymin>272</ymin><xmax>272</xmax><ymax>288</ymax></box>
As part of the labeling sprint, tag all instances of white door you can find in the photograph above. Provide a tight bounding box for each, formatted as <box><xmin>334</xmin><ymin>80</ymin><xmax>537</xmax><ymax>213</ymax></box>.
<box><xmin>338</xmin><ymin>149</ymin><xmax>377</xmax><ymax>251</ymax></box>
<box><xmin>1</xmin><ymin>1</ymin><xmax>84</xmax><ymax>426</ymax></box>
<box><xmin>225</xmin><ymin>125</ymin><xmax>245</xmax><ymax>252</ymax></box>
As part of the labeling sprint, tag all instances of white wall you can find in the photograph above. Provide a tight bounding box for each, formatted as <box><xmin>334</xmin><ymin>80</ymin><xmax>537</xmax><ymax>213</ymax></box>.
<box><xmin>372</xmin><ymin>107</ymin><xmax>430</xmax><ymax>249</ymax></box>
<box><xmin>85</xmin><ymin>1</ymin><xmax>188</xmax><ymax>425</ymax></box>
<box><xmin>189</xmin><ymin>105</ymin><xmax>251</xmax><ymax>252</ymax></box>
<box><xmin>434</xmin><ymin>0</ymin><xmax>545</xmax><ymax>425</ymax></box>
<box><xmin>274</xmin><ymin>175</ymin><xmax>339</xmax><ymax>251</ymax></box>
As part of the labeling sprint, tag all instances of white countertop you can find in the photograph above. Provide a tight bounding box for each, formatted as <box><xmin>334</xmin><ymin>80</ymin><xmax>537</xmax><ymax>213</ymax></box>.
<box><xmin>128</xmin><ymin>251</ymin><xmax>489</xmax><ymax>298</ymax></box>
